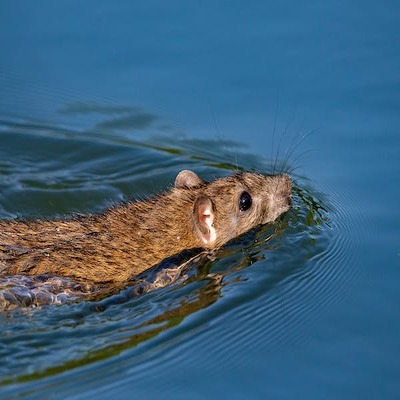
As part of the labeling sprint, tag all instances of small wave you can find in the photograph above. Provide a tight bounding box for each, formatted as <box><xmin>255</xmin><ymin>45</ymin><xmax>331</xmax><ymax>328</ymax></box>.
<box><xmin>0</xmin><ymin>275</ymin><xmax>95</xmax><ymax>311</ymax></box>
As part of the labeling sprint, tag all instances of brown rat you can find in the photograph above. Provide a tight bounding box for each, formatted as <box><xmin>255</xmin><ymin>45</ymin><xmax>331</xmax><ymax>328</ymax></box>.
<box><xmin>0</xmin><ymin>170</ymin><xmax>291</xmax><ymax>284</ymax></box>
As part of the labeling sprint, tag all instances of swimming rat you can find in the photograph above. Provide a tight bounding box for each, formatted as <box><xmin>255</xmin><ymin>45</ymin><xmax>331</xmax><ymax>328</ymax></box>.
<box><xmin>0</xmin><ymin>170</ymin><xmax>291</xmax><ymax>284</ymax></box>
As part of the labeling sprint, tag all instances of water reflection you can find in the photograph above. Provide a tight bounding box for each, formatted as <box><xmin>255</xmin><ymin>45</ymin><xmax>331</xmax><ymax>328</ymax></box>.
<box><xmin>1</xmin><ymin>180</ymin><xmax>332</xmax><ymax>386</ymax></box>
<box><xmin>1</xmin><ymin>260</ymin><xmax>223</xmax><ymax>384</ymax></box>
<box><xmin>0</xmin><ymin>99</ymin><xmax>336</xmax><ymax>391</ymax></box>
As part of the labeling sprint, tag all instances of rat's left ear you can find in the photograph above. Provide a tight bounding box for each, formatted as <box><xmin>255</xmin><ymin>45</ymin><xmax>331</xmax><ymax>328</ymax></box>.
<box><xmin>175</xmin><ymin>170</ymin><xmax>204</xmax><ymax>189</ymax></box>
<box><xmin>192</xmin><ymin>195</ymin><xmax>217</xmax><ymax>245</ymax></box>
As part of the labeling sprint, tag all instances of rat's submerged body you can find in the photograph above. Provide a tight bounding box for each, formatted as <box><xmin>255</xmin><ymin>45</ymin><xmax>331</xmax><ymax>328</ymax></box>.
<box><xmin>0</xmin><ymin>170</ymin><xmax>291</xmax><ymax>284</ymax></box>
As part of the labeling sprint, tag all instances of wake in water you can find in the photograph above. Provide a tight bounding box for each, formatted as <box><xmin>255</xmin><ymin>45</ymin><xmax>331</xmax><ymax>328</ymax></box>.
<box><xmin>0</xmin><ymin>129</ymin><xmax>335</xmax><ymax>387</ymax></box>
<box><xmin>0</xmin><ymin>100</ymin><xmax>327</xmax><ymax>313</ymax></box>
<box><xmin>0</xmin><ymin>179</ymin><xmax>328</xmax><ymax>313</ymax></box>
<box><xmin>0</xmin><ymin>275</ymin><xmax>95</xmax><ymax>311</ymax></box>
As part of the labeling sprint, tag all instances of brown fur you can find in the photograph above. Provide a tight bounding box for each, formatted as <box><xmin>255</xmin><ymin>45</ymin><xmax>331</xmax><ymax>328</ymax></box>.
<box><xmin>0</xmin><ymin>170</ymin><xmax>291</xmax><ymax>284</ymax></box>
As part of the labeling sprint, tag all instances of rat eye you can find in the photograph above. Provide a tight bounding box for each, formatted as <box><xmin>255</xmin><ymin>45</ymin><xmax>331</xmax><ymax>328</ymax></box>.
<box><xmin>239</xmin><ymin>191</ymin><xmax>252</xmax><ymax>211</ymax></box>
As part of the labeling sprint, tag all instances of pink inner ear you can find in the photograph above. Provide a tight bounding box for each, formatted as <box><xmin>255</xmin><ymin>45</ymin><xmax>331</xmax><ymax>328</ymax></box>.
<box><xmin>199</xmin><ymin>203</ymin><xmax>214</xmax><ymax>226</ymax></box>
<box><xmin>193</xmin><ymin>196</ymin><xmax>217</xmax><ymax>244</ymax></box>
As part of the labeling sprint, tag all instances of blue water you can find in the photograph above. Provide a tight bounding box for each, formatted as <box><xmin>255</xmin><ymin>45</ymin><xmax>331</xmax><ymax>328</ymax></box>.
<box><xmin>0</xmin><ymin>1</ymin><xmax>399</xmax><ymax>399</ymax></box>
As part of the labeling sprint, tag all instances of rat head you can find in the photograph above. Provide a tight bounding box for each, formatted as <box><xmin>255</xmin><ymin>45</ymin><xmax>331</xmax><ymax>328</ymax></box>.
<box><xmin>175</xmin><ymin>170</ymin><xmax>291</xmax><ymax>248</ymax></box>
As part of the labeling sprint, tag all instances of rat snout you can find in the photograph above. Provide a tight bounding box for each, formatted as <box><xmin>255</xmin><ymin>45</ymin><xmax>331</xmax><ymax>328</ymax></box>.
<box><xmin>283</xmin><ymin>174</ymin><xmax>292</xmax><ymax>205</ymax></box>
<box><xmin>273</xmin><ymin>174</ymin><xmax>292</xmax><ymax>201</ymax></box>
<box><xmin>267</xmin><ymin>174</ymin><xmax>292</xmax><ymax>217</ymax></box>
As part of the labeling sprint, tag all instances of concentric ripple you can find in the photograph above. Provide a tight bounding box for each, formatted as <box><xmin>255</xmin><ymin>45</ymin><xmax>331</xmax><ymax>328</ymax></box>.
<box><xmin>0</xmin><ymin>114</ymin><xmax>359</xmax><ymax>396</ymax></box>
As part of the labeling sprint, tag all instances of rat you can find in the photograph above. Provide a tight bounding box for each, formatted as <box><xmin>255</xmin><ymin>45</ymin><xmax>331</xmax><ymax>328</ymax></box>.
<box><xmin>0</xmin><ymin>170</ymin><xmax>291</xmax><ymax>284</ymax></box>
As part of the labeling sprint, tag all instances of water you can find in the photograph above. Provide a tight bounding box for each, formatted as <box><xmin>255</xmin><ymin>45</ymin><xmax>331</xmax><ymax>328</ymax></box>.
<box><xmin>0</xmin><ymin>1</ymin><xmax>399</xmax><ymax>399</ymax></box>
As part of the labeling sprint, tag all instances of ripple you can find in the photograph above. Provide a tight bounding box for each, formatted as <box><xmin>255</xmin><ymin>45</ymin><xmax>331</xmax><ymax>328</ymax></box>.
<box><xmin>119</xmin><ymin>187</ymin><xmax>363</xmax><ymax>394</ymax></box>
<box><xmin>0</xmin><ymin>119</ymin><xmax>363</xmax><ymax>394</ymax></box>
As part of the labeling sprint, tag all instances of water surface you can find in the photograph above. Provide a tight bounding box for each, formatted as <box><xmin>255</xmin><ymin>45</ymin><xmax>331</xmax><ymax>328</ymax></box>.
<box><xmin>0</xmin><ymin>1</ymin><xmax>399</xmax><ymax>399</ymax></box>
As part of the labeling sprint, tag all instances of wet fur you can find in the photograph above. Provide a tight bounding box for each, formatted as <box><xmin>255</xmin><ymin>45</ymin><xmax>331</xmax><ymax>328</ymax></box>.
<box><xmin>0</xmin><ymin>171</ymin><xmax>291</xmax><ymax>284</ymax></box>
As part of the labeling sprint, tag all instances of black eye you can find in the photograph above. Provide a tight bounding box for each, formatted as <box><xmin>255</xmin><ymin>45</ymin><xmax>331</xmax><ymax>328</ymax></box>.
<box><xmin>239</xmin><ymin>191</ymin><xmax>252</xmax><ymax>211</ymax></box>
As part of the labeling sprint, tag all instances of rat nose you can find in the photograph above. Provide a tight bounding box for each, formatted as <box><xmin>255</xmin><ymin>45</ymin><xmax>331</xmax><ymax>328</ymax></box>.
<box><xmin>272</xmin><ymin>174</ymin><xmax>292</xmax><ymax>208</ymax></box>
<box><xmin>276</xmin><ymin>174</ymin><xmax>292</xmax><ymax>197</ymax></box>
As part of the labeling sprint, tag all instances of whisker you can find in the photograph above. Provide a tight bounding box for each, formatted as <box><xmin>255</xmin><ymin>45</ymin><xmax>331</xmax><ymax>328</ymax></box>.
<box><xmin>271</xmin><ymin>94</ymin><xmax>280</xmax><ymax>174</ymax></box>
<box><xmin>280</xmin><ymin>129</ymin><xmax>314</xmax><ymax>174</ymax></box>
<box><xmin>273</xmin><ymin>104</ymin><xmax>297</xmax><ymax>175</ymax></box>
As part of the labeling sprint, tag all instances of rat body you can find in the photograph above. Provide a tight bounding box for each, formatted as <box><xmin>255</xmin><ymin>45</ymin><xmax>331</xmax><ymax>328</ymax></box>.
<box><xmin>0</xmin><ymin>170</ymin><xmax>291</xmax><ymax>284</ymax></box>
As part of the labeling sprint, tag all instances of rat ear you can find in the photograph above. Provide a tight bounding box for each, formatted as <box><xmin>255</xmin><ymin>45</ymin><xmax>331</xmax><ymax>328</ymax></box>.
<box><xmin>175</xmin><ymin>170</ymin><xmax>204</xmax><ymax>189</ymax></box>
<box><xmin>193</xmin><ymin>196</ymin><xmax>217</xmax><ymax>245</ymax></box>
